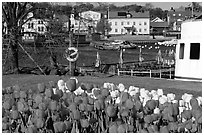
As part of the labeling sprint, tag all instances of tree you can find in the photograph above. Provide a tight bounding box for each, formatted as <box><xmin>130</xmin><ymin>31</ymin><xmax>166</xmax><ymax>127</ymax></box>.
<box><xmin>46</xmin><ymin>19</ymin><xmax>64</xmax><ymax>35</ymax></box>
<box><xmin>192</xmin><ymin>2</ymin><xmax>202</xmax><ymax>12</ymax></box>
<box><xmin>96</xmin><ymin>18</ymin><xmax>112</xmax><ymax>35</ymax></box>
<box><xmin>73</xmin><ymin>3</ymin><xmax>94</xmax><ymax>13</ymax></box>
<box><xmin>186</xmin><ymin>2</ymin><xmax>202</xmax><ymax>12</ymax></box>
<box><xmin>2</xmin><ymin>2</ymin><xmax>38</xmax><ymax>73</ymax></box>
<box><xmin>144</xmin><ymin>3</ymin><xmax>154</xmax><ymax>10</ymax></box>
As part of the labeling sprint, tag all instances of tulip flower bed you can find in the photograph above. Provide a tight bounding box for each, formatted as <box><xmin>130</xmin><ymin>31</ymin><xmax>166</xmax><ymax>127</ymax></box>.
<box><xmin>2</xmin><ymin>78</ymin><xmax>202</xmax><ymax>133</ymax></box>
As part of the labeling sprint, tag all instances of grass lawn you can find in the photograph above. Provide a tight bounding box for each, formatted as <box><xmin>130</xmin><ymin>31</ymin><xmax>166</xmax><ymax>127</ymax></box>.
<box><xmin>3</xmin><ymin>44</ymin><xmax>175</xmax><ymax>73</ymax></box>
<box><xmin>2</xmin><ymin>74</ymin><xmax>202</xmax><ymax>99</ymax></box>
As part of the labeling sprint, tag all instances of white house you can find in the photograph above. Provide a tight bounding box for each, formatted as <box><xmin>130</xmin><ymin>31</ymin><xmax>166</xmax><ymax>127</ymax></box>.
<box><xmin>71</xmin><ymin>10</ymin><xmax>101</xmax><ymax>33</ymax></box>
<box><xmin>175</xmin><ymin>19</ymin><xmax>202</xmax><ymax>81</ymax></box>
<box><xmin>108</xmin><ymin>11</ymin><xmax>150</xmax><ymax>35</ymax></box>
<box><xmin>22</xmin><ymin>13</ymin><xmax>48</xmax><ymax>42</ymax></box>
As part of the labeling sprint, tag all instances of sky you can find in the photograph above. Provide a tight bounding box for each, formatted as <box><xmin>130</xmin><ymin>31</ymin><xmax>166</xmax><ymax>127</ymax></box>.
<box><xmin>113</xmin><ymin>2</ymin><xmax>193</xmax><ymax>10</ymax></box>
<box><xmin>56</xmin><ymin>0</ymin><xmax>202</xmax><ymax>11</ymax></box>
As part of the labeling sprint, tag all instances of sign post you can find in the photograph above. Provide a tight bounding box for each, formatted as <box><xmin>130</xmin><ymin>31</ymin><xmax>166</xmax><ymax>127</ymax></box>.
<box><xmin>69</xmin><ymin>30</ymin><xmax>73</xmax><ymax>75</ymax></box>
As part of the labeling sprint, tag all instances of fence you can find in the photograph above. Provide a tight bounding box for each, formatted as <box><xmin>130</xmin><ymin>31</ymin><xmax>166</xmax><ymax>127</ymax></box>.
<box><xmin>117</xmin><ymin>67</ymin><xmax>175</xmax><ymax>79</ymax></box>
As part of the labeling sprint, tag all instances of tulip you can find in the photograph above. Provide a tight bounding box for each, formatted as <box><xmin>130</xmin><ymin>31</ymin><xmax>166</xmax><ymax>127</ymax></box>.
<box><xmin>104</xmin><ymin>83</ymin><xmax>115</xmax><ymax>91</ymax></box>
<box><xmin>57</xmin><ymin>80</ymin><xmax>65</xmax><ymax>92</ymax></box>
<box><xmin>143</xmin><ymin>96</ymin><xmax>151</xmax><ymax>107</ymax></box>
<box><xmin>74</xmin><ymin>87</ymin><xmax>84</xmax><ymax>95</ymax></box>
<box><xmin>182</xmin><ymin>93</ymin><xmax>193</xmax><ymax>103</ymax></box>
<box><xmin>150</xmin><ymin>90</ymin><xmax>157</xmax><ymax>96</ymax></box>
<box><xmin>70</xmin><ymin>77</ymin><xmax>78</xmax><ymax>84</ymax></box>
<box><xmin>52</xmin><ymin>88</ymin><xmax>57</xmax><ymax>94</ymax></box>
<box><xmin>110</xmin><ymin>90</ymin><xmax>119</xmax><ymax>98</ymax></box>
<box><xmin>179</xmin><ymin>100</ymin><xmax>185</xmax><ymax>107</ymax></box>
<box><xmin>140</xmin><ymin>89</ymin><xmax>148</xmax><ymax>98</ymax></box>
<box><xmin>129</xmin><ymin>90</ymin><xmax>137</xmax><ymax>97</ymax></box>
<box><xmin>178</xmin><ymin>106</ymin><xmax>185</xmax><ymax>115</ymax></box>
<box><xmin>159</xmin><ymin>95</ymin><xmax>168</xmax><ymax>105</ymax></box>
<box><xmin>172</xmin><ymin>100</ymin><xmax>178</xmax><ymax>104</ymax></box>
<box><xmin>128</xmin><ymin>86</ymin><xmax>139</xmax><ymax>94</ymax></box>
<box><xmin>128</xmin><ymin>86</ymin><xmax>135</xmax><ymax>92</ymax></box>
<box><xmin>167</xmin><ymin>93</ymin><xmax>175</xmax><ymax>102</ymax></box>
<box><xmin>152</xmin><ymin>94</ymin><xmax>159</xmax><ymax>101</ymax></box>
<box><xmin>103</xmin><ymin>82</ymin><xmax>109</xmax><ymax>89</ymax></box>
<box><xmin>124</xmin><ymin>89</ymin><xmax>128</xmax><ymax>92</ymax></box>
<box><xmin>153</xmin><ymin>107</ymin><xmax>160</xmax><ymax>114</ymax></box>
<box><xmin>117</xmin><ymin>83</ymin><xmax>125</xmax><ymax>92</ymax></box>
<box><xmin>157</xmin><ymin>89</ymin><xmax>163</xmax><ymax>96</ymax></box>
<box><xmin>115</xmin><ymin>97</ymin><xmax>121</xmax><ymax>104</ymax></box>
<box><xmin>196</xmin><ymin>96</ymin><xmax>202</xmax><ymax>106</ymax></box>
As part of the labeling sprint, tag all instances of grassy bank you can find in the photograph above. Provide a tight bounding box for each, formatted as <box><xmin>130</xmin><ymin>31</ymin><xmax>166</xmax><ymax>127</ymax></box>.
<box><xmin>2</xmin><ymin>74</ymin><xmax>202</xmax><ymax>99</ymax></box>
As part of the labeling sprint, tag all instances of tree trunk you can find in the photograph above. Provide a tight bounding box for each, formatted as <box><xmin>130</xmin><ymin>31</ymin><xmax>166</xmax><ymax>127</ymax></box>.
<box><xmin>9</xmin><ymin>30</ymin><xmax>20</xmax><ymax>74</ymax></box>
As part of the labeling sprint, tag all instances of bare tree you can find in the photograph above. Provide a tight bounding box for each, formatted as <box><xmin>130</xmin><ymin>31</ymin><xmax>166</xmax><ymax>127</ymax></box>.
<box><xmin>2</xmin><ymin>2</ymin><xmax>38</xmax><ymax>73</ymax></box>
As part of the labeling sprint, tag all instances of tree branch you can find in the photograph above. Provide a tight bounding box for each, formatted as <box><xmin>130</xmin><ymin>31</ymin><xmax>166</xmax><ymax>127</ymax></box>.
<box><xmin>2</xmin><ymin>6</ymin><xmax>9</xmax><ymax>25</ymax></box>
<box><xmin>18</xmin><ymin>16</ymin><xmax>35</xmax><ymax>29</ymax></box>
<box><xmin>17</xmin><ymin>2</ymin><xmax>28</xmax><ymax>20</ymax></box>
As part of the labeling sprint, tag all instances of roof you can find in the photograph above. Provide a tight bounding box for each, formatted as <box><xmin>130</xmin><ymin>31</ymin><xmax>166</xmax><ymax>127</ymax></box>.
<box><xmin>108</xmin><ymin>11</ymin><xmax>149</xmax><ymax>19</ymax></box>
<box><xmin>168</xmin><ymin>10</ymin><xmax>201</xmax><ymax>18</ymax></box>
<box><xmin>81</xmin><ymin>10</ymin><xmax>101</xmax><ymax>15</ymax></box>
<box><xmin>196</xmin><ymin>14</ymin><xmax>202</xmax><ymax>19</ymax></box>
<box><xmin>151</xmin><ymin>17</ymin><xmax>164</xmax><ymax>22</ymax></box>
<box><xmin>150</xmin><ymin>22</ymin><xmax>169</xmax><ymax>28</ymax></box>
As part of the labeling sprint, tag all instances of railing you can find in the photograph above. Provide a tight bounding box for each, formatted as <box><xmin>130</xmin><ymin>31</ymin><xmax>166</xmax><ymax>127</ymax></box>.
<box><xmin>117</xmin><ymin>67</ymin><xmax>175</xmax><ymax>79</ymax></box>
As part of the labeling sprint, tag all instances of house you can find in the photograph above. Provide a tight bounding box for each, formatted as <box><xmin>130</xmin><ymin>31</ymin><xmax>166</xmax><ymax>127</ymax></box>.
<box><xmin>175</xmin><ymin>17</ymin><xmax>202</xmax><ymax>81</ymax></box>
<box><xmin>71</xmin><ymin>10</ymin><xmax>101</xmax><ymax>34</ymax></box>
<box><xmin>150</xmin><ymin>17</ymin><xmax>169</xmax><ymax>35</ymax></box>
<box><xmin>22</xmin><ymin>13</ymin><xmax>48</xmax><ymax>42</ymax></box>
<box><xmin>167</xmin><ymin>8</ymin><xmax>201</xmax><ymax>31</ymax></box>
<box><xmin>107</xmin><ymin>11</ymin><xmax>150</xmax><ymax>35</ymax></box>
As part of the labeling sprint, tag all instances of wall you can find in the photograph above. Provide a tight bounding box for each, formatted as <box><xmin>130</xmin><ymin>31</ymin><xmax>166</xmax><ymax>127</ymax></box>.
<box><xmin>175</xmin><ymin>21</ymin><xmax>202</xmax><ymax>81</ymax></box>
<box><xmin>108</xmin><ymin>18</ymin><xmax>150</xmax><ymax>35</ymax></box>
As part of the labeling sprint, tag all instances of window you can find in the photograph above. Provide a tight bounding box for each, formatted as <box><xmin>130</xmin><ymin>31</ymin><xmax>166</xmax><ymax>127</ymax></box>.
<box><xmin>41</xmin><ymin>27</ymin><xmax>44</xmax><ymax>32</ymax></box>
<box><xmin>38</xmin><ymin>26</ymin><xmax>41</xmax><ymax>32</ymax></box>
<box><xmin>28</xmin><ymin>23</ymin><xmax>31</xmax><ymax>29</ymax></box>
<box><xmin>127</xmin><ymin>21</ymin><xmax>130</xmax><ymax>25</ymax></box>
<box><xmin>144</xmin><ymin>22</ymin><xmax>147</xmax><ymax>25</ymax></box>
<box><xmin>22</xmin><ymin>27</ymin><xmax>24</xmax><ymax>32</ymax></box>
<box><xmin>115</xmin><ymin>29</ymin><xmax>118</xmax><ymax>32</ymax></box>
<box><xmin>190</xmin><ymin>43</ymin><xmax>200</xmax><ymax>59</ymax></box>
<box><xmin>139</xmin><ymin>28</ymin><xmax>141</xmax><ymax>32</ymax></box>
<box><xmin>75</xmin><ymin>22</ymin><xmax>78</xmax><ymax>25</ymax></box>
<box><xmin>38</xmin><ymin>21</ymin><xmax>41</xmax><ymax>24</ymax></box>
<box><xmin>144</xmin><ymin>29</ymin><xmax>147</xmax><ymax>32</ymax></box>
<box><xmin>31</xmin><ymin>23</ymin><xmax>34</xmax><ymax>29</ymax></box>
<box><xmin>121</xmin><ymin>22</ymin><xmax>124</xmax><ymax>25</ymax></box>
<box><xmin>115</xmin><ymin>22</ymin><xmax>117</xmax><ymax>26</ymax></box>
<box><xmin>121</xmin><ymin>29</ymin><xmax>123</xmax><ymax>33</ymax></box>
<box><xmin>139</xmin><ymin>22</ymin><xmax>141</xmax><ymax>25</ymax></box>
<box><xmin>133</xmin><ymin>22</ymin><xmax>136</xmax><ymax>25</ymax></box>
<box><xmin>179</xmin><ymin>43</ymin><xmax>185</xmax><ymax>59</ymax></box>
<box><xmin>118</xmin><ymin>12</ymin><xmax>126</xmax><ymax>16</ymax></box>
